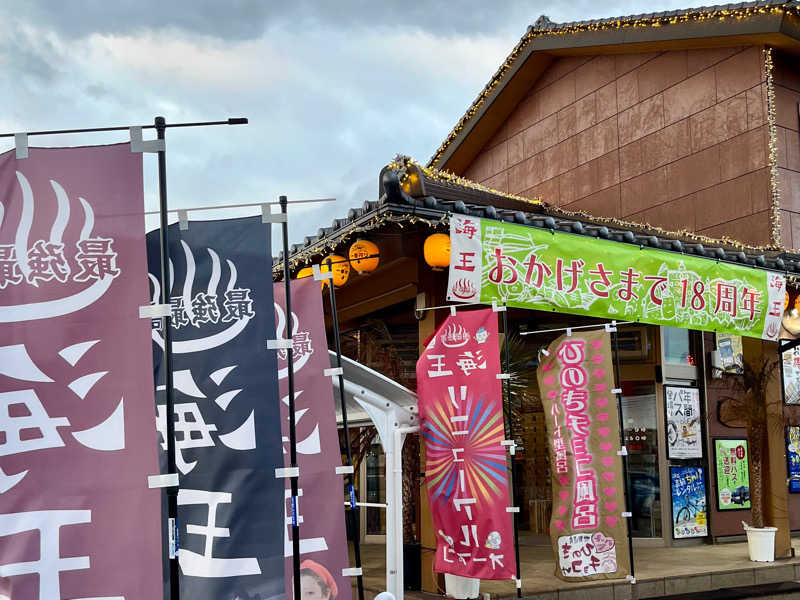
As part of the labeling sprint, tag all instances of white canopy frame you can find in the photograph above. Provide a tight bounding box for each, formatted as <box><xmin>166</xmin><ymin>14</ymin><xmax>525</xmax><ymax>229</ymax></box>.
<box><xmin>331</xmin><ymin>352</ymin><xmax>418</xmax><ymax>600</ymax></box>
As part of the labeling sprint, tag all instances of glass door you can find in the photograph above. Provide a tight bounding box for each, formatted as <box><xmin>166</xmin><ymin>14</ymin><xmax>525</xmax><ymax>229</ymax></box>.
<box><xmin>620</xmin><ymin>385</ymin><xmax>662</xmax><ymax>538</ymax></box>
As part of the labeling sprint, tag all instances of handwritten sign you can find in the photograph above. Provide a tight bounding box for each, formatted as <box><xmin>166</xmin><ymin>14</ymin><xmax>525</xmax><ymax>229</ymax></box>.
<box><xmin>537</xmin><ymin>330</ymin><xmax>630</xmax><ymax>582</ymax></box>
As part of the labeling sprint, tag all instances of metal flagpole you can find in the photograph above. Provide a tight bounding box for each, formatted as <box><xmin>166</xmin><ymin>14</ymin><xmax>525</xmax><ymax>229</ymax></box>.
<box><xmin>325</xmin><ymin>258</ymin><xmax>365</xmax><ymax>600</ymax></box>
<box><xmin>500</xmin><ymin>304</ymin><xmax>522</xmax><ymax>598</ymax></box>
<box><xmin>154</xmin><ymin>115</ymin><xmax>180</xmax><ymax>600</ymax></box>
<box><xmin>611</xmin><ymin>328</ymin><xmax>636</xmax><ymax>584</ymax></box>
<box><xmin>280</xmin><ymin>195</ymin><xmax>303</xmax><ymax>600</ymax></box>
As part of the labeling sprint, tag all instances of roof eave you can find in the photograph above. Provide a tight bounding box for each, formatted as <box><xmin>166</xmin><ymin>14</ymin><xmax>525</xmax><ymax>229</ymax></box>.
<box><xmin>431</xmin><ymin>10</ymin><xmax>800</xmax><ymax>174</ymax></box>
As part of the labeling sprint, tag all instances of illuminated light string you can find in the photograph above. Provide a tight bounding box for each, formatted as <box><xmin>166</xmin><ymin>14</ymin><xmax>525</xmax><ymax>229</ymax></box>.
<box><xmin>390</xmin><ymin>155</ymin><xmax>543</xmax><ymax>208</ymax></box>
<box><xmin>764</xmin><ymin>47</ymin><xmax>784</xmax><ymax>249</ymax></box>
<box><xmin>427</xmin><ymin>4</ymin><xmax>800</xmax><ymax>169</ymax></box>
<box><xmin>272</xmin><ymin>212</ymin><xmax>450</xmax><ymax>277</ymax></box>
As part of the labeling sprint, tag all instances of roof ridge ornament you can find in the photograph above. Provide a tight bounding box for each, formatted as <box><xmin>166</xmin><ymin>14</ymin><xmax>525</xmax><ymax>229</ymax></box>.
<box><xmin>533</xmin><ymin>15</ymin><xmax>556</xmax><ymax>30</ymax></box>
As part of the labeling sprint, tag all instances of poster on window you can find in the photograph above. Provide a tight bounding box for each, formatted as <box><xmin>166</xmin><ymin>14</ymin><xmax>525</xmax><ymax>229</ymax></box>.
<box><xmin>537</xmin><ymin>330</ymin><xmax>631</xmax><ymax>582</ymax></box>
<box><xmin>787</xmin><ymin>427</ymin><xmax>800</xmax><ymax>493</ymax></box>
<box><xmin>665</xmin><ymin>386</ymin><xmax>702</xmax><ymax>459</ymax></box>
<box><xmin>670</xmin><ymin>467</ymin><xmax>708</xmax><ymax>539</ymax></box>
<box><xmin>274</xmin><ymin>278</ymin><xmax>352</xmax><ymax>600</ymax></box>
<box><xmin>147</xmin><ymin>217</ymin><xmax>285</xmax><ymax>600</ymax></box>
<box><xmin>0</xmin><ymin>144</ymin><xmax>162</xmax><ymax>599</ymax></box>
<box><xmin>417</xmin><ymin>308</ymin><xmax>515</xmax><ymax>580</ymax></box>
<box><xmin>781</xmin><ymin>343</ymin><xmax>800</xmax><ymax>405</ymax></box>
<box><xmin>716</xmin><ymin>333</ymin><xmax>743</xmax><ymax>374</ymax></box>
<box><xmin>714</xmin><ymin>439</ymin><xmax>751</xmax><ymax>510</ymax></box>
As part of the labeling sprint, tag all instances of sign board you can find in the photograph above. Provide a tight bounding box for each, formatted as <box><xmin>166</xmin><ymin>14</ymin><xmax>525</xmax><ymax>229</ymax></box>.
<box><xmin>447</xmin><ymin>216</ymin><xmax>785</xmax><ymax>341</ymax></box>
<box><xmin>713</xmin><ymin>439</ymin><xmax>751</xmax><ymax>510</ymax></box>
<box><xmin>665</xmin><ymin>386</ymin><xmax>702</xmax><ymax>459</ymax></box>
<box><xmin>670</xmin><ymin>467</ymin><xmax>708</xmax><ymax>539</ymax></box>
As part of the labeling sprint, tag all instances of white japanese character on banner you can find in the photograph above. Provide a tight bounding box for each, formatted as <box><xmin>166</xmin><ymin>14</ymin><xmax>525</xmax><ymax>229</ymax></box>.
<box><xmin>0</xmin><ymin>342</ymin><xmax>125</xmax><ymax>494</ymax></box>
<box><xmin>427</xmin><ymin>354</ymin><xmax>453</xmax><ymax>378</ymax></box>
<box><xmin>178</xmin><ymin>488</ymin><xmax>261</xmax><ymax>577</ymax></box>
<box><xmin>154</xmin><ymin>366</ymin><xmax>257</xmax><ymax>475</ymax></box>
<box><xmin>284</xmin><ymin>488</ymin><xmax>328</xmax><ymax>557</ymax></box>
<box><xmin>455</xmin><ymin>350</ymin><xmax>487</xmax><ymax>376</ymax></box>
<box><xmin>0</xmin><ymin>510</ymin><xmax>99</xmax><ymax>600</ymax></box>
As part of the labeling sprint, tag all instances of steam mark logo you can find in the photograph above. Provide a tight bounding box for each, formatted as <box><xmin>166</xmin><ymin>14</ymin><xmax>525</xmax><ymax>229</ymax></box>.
<box><xmin>149</xmin><ymin>241</ymin><xmax>254</xmax><ymax>354</ymax></box>
<box><xmin>0</xmin><ymin>172</ymin><xmax>120</xmax><ymax>323</ymax></box>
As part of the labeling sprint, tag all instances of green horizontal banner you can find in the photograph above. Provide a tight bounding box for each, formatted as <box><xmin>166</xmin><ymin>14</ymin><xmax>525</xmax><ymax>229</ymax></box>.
<box><xmin>446</xmin><ymin>216</ymin><xmax>785</xmax><ymax>340</ymax></box>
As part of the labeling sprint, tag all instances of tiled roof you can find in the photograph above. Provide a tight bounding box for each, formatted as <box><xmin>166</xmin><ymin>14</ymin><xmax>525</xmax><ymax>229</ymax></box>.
<box><xmin>276</xmin><ymin>157</ymin><xmax>800</xmax><ymax>278</ymax></box>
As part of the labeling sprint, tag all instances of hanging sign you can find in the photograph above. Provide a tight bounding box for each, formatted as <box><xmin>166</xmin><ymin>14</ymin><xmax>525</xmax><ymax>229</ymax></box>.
<box><xmin>274</xmin><ymin>278</ymin><xmax>352</xmax><ymax>600</ymax></box>
<box><xmin>787</xmin><ymin>427</ymin><xmax>800</xmax><ymax>493</ymax></box>
<box><xmin>665</xmin><ymin>386</ymin><xmax>702</xmax><ymax>459</ymax></box>
<box><xmin>537</xmin><ymin>330</ymin><xmax>631</xmax><ymax>581</ymax></box>
<box><xmin>670</xmin><ymin>467</ymin><xmax>708</xmax><ymax>539</ymax></box>
<box><xmin>0</xmin><ymin>144</ymin><xmax>162</xmax><ymax>599</ymax></box>
<box><xmin>417</xmin><ymin>308</ymin><xmax>515</xmax><ymax>580</ymax></box>
<box><xmin>713</xmin><ymin>439</ymin><xmax>751</xmax><ymax>510</ymax></box>
<box><xmin>447</xmin><ymin>216</ymin><xmax>785</xmax><ymax>341</ymax></box>
<box><xmin>780</xmin><ymin>343</ymin><xmax>800</xmax><ymax>405</ymax></box>
<box><xmin>147</xmin><ymin>217</ymin><xmax>285</xmax><ymax>600</ymax></box>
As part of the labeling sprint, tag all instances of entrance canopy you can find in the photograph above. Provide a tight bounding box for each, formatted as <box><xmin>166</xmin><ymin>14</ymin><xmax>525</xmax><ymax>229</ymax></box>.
<box><xmin>328</xmin><ymin>350</ymin><xmax>417</xmax><ymax>430</ymax></box>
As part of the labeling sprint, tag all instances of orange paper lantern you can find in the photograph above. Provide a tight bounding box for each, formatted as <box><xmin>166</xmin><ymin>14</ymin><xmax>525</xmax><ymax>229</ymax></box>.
<box><xmin>423</xmin><ymin>233</ymin><xmax>450</xmax><ymax>270</ymax></box>
<box><xmin>323</xmin><ymin>255</ymin><xmax>350</xmax><ymax>287</ymax></box>
<box><xmin>349</xmin><ymin>239</ymin><xmax>380</xmax><ymax>274</ymax></box>
<box><xmin>296</xmin><ymin>266</ymin><xmax>314</xmax><ymax>279</ymax></box>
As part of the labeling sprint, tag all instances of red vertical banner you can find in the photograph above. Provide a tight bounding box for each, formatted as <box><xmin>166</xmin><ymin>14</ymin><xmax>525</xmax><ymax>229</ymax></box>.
<box><xmin>537</xmin><ymin>330</ymin><xmax>631</xmax><ymax>582</ymax></box>
<box><xmin>0</xmin><ymin>144</ymin><xmax>162</xmax><ymax>599</ymax></box>
<box><xmin>416</xmin><ymin>308</ymin><xmax>514</xmax><ymax>580</ymax></box>
<box><xmin>274</xmin><ymin>278</ymin><xmax>352</xmax><ymax>600</ymax></box>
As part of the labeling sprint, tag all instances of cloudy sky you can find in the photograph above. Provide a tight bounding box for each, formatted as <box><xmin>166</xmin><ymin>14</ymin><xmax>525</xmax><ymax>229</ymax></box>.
<box><xmin>0</xmin><ymin>0</ymin><xmax>693</xmax><ymax>251</ymax></box>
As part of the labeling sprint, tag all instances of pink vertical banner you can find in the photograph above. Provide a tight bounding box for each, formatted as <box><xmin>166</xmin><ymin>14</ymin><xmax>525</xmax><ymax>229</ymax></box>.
<box><xmin>0</xmin><ymin>144</ymin><xmax>162</xmax><ymax>599</ymax></box>
<box><xmin>274</xmin><ymin>278</ymin><xmax>351</xmax><ymax>600</ymax></box>
<box><xmin>416</xmin><ymin>308</ymin><xmax>514</xmax><ymax>580</ymax></box>
<box><xmin>537</xmin><ymin>330</ymin><xmax>630</xmax><ymax>581</ymax></box>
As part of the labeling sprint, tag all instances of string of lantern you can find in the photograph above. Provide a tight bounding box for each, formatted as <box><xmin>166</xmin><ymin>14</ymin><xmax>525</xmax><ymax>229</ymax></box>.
<box><xmin>427</xmin><ymin>3</ymin><xmax>799</xmax><ymax>170</ymax></box>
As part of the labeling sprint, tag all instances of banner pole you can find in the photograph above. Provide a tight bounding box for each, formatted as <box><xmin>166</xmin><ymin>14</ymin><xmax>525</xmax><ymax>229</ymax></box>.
<box><xmin>154</xmin><ymin>115</ymin><xmax>181</xmax><ymax>600</ymax></box>
<box><xmin>281</xmin><ymin>195</ymin><xmax>303</xmax><ymax>600</ymax></box>
<box><xmin>501</xmin><ymin>304</ymin><xmax>522</xmax><ymax>598</ymax></box>
<box><xmin>325</xmin><ymin>258</ymin><xmax>366</xmax><ymax>600</ymax></box>
<box><xmin>611</xmin><ymin>330</ymin><xmax>636</xmax><ymax>583</ymax></box>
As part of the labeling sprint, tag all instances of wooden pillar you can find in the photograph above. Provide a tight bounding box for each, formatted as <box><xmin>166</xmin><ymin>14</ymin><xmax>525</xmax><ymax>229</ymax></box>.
<box><xmin>742</xmin><ymin>337</ymin><xmax>792</xmax><ymax>558</ymax></box>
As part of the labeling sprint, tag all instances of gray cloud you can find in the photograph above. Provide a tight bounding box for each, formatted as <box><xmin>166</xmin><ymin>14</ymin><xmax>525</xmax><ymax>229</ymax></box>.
<box><xmin>1</xmin><ymin>0</ymin><xmax>694</xmax><ymax>253</ymax></box>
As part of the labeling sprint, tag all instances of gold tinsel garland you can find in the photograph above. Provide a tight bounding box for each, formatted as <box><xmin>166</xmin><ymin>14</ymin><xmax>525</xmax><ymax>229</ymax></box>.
<box><xmin>428</xmin><ymin>3</ymin><xmax>799</xmax><ymax>169</ymax></box>
<box><xmin>272</xmin><ymin>212</ymin><xmax>450</xmax><ymax>278</ymax></box>
<box><xmin>764</xmin><ymin>47</ymin><xmax>784</xmax><ymax>248</ymax></box>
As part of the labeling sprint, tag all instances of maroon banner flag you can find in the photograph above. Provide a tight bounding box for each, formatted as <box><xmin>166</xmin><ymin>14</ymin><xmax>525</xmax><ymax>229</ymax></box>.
<box><xmin>417</xmin><ymin>308</ymin><xmax>514</xmax><ymax>580</ymax></box>
<box><xmin>537</xmin><ymin>330</ymin><xmax>631</xmax><ymax>581</ymax></box>
<box><xmin>274</xmin><ymin>278</ymin><xmax>351</xmax><ymax>600</ymax></box>
<box><xmin>0</xmin><ymin>144</ymin><xmax>162</xmax><ymax>598</ymax></box>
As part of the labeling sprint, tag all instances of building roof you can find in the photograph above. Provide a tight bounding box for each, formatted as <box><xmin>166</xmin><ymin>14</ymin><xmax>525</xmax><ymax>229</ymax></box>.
<box><xmin>428</xmin><ymin>0</ymin><xmax>800</xmax><ymax>173</ymax></box>
<box><xmin>277</xmin><ymin>156</ymin><xmax>800</xmax><ymax>279</ymax></box>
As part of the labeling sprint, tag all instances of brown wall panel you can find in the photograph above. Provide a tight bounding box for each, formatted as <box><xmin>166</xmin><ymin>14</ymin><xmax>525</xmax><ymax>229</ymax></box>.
<box><xmin>463</xmin><ymin>46</ymin><xmax>779</xmax><ymax>246</ymax></box>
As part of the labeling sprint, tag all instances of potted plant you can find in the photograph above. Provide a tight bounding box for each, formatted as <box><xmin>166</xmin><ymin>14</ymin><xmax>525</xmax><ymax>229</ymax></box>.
<box><xmin>718</xmin><ymin>357</ymin><xmax>781</xmax><ymax>561</ymax></box>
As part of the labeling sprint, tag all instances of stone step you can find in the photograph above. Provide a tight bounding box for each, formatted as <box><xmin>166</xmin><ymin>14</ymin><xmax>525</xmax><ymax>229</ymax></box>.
<box><xmin>657</xmin><ymin>580</ymin><xmax>800</xmax><ymax>600</ymax></box>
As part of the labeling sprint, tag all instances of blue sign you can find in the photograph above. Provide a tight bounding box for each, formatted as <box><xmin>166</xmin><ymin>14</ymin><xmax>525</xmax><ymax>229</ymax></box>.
<box><xmin>788</xmin><ymin>427</ymin><xmax>800</xmax><ymax>494</ymax></box>
<box><xmin>148</xmin><ymin>217</ymin><xmax>285</xmax><ymax>600</ymax></box>
<box><xmin>670</xmin><ymin>467</ymin><xmax>708</xmax><ymax>539</ymax></box>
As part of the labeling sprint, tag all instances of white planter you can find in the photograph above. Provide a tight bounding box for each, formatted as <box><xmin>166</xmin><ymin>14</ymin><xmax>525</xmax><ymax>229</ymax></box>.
<box><xmin>743</xmin><ymin>523</ymin><xmax>777</xmax><ymax>562</ymax></box>
<box><xmin>444</xmin><ymin>574</ymin><xmax>480</xmax><ymax>599</ymax></box>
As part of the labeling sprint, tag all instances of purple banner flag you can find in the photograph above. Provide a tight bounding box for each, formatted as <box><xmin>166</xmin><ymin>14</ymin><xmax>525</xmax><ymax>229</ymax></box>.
<box><xmin>0</xmin><ymin>144</ymin><xmax>162</xmax><ymax>599</ymax></box>
<box><xmin>274</xmin><ymin>278</ymin><xmax>351</xmax><ymax>600</ymax></box>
